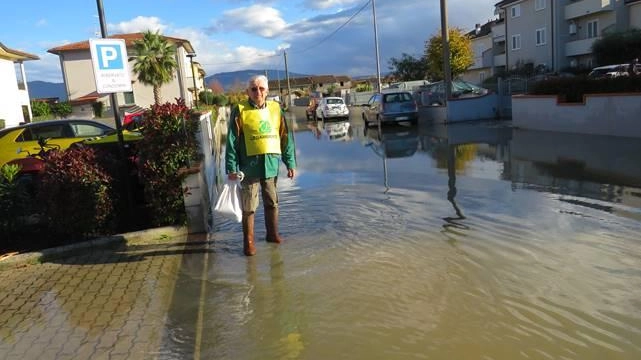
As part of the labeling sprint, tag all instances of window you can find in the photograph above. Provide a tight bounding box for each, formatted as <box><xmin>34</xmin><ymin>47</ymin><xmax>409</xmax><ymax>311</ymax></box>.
<box><xmin>535</xmin><ymin>0</ymin><xmax>545</xmax><ymax>11</ymax></box>
<box><xmin>511</xmin><ymin>34</ymin><xmax>521</xmax><ymax>50</ymax></box>
<box><xmin>587</xmin><ymin>20</ymin><xmax>598</xmax><ymax>38</ymax></box>
<box><xmin>123</xmin><ymin>91</ymin><xmax>135</xmax><ymax>105</ymax></box>
<box><xmin>536</xmin><ymin>28</ymin><xmax>546</xmax><ymax>46</ymax></box>
<box><xmin>70</xmin><ymin>123</ymin><xmax>109</xmax><ymax>137</ymax></box>
<box><xmin>511</xmin><ymin>4</ymin><xmax>520</xmax><ymax>18</ymax></box>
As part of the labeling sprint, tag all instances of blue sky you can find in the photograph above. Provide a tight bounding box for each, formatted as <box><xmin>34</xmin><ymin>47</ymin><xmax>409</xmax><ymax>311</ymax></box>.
<box><xmin>1</xmin><ymin>0</ymin><xmax>498</xmax><ymax>83</ymax></box>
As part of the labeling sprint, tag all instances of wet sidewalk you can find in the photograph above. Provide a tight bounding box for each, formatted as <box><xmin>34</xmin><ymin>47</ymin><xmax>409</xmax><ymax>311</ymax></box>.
<box><xmin>0</xmin><ymin>227</ymin><xmax>209</xmax><ymax>359</ymax></box>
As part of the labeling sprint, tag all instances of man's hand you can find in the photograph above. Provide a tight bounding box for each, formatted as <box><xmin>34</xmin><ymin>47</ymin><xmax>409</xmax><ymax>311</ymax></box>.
<box><xmin>228</xmin><ymin>173</ymin><xmax>239</xmax><ymax>181</ymax></box>
<box><xmin>287</xmin><ymin>168</ymin><xmax>295</xmax><ymax>179</ymax></box>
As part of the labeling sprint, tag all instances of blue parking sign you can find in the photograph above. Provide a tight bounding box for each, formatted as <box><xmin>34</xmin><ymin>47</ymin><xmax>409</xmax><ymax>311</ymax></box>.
<box><xmin>89</xmin><ymin>38</ymin><xmax>132</xmax><ymax>93</ymax></box>
<box><xmin>95</xmin><ymin>44</ymin><xmax>124</xmax><ymax>70</ymax></box>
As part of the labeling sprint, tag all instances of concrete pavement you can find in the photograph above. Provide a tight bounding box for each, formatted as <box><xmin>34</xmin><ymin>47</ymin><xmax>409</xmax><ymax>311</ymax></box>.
<box><xmin>0</xmin><ymin>226</ymin><xmax>210</xmax><ymax>359</ymax></box>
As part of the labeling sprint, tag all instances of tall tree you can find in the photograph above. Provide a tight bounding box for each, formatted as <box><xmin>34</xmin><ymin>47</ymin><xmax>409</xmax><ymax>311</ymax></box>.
<box><xmin>387</xmin><ymin>53</ymin><xmax>429</xmax><ymax>81</ymax></box>
<box><xmin>132</xmin><ymin>30</ymin><xmax>178</xmax><ymax>105</ymax></box>
<box><xmin>591</xmin><ymin>29</ymin><xmax>641</xmax><ymax>67</ymax></box>
<box><xmin>424</xmin><ymin>28</ymin><xmax>474</xmax><ymax>80</ymax></box>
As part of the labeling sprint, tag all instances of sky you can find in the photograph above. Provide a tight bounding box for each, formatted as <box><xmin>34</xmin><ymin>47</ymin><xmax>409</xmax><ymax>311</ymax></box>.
<box><xmin>1</xmin><ymin>0</ymin><xmax>499</xmax><ymax>83</ymax></box>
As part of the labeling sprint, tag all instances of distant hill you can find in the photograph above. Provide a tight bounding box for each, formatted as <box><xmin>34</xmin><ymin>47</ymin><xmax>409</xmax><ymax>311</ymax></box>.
<box><xmin>28</xmin><ymin>81</ymin><xmax>67</xmax><ymax>101</ymax></box>
<box><xmin>205</xmin><ymin>69</ymin><xmax>310</xmax><ymax>91</ymax></box>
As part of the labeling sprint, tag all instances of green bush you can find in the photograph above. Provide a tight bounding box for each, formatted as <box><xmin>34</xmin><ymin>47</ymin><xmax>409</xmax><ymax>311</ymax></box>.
<box><xmin>51</xmin><ymin>102</ymin><xmax>72</xmax><ymax>118</ymax></box>
<box><xmin>137</xmin><ymin>98</ymin><xmax>200</xmax><ymax>226</ymax></box>
<box><xmin>92</xmin><ymin>101</ymin><xmax>104</xmax><ymax>117</ymax></box>
<box><xmin>199</xmin><ymin>90</ymin><xmax>215</xmax><ymax>105</ymax></box>
<box><xmin>37</xmin><ymin>146</ymin><xmax>114</xmax><ymax>239</ymax></box>
<box><xmin>0</xmin><ymin>164</ymin><xmax>31</xmax><ymax>237</ymax></box>
<box><xmin>31</xmin><ymin>101</ymin><xmax>51</xmax><ymax>117</ymax></box>
<box><xmin>529</xmin><ymin>75</ymin><xmax>641</xmax><ymax>102</ymax></box>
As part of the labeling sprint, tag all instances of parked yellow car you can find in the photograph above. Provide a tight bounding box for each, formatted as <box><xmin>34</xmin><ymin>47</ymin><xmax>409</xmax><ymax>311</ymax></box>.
<box><xmin>0</xmin><ymin>119</ymin><xmax>114</xmax><ymax>167</ymax></box>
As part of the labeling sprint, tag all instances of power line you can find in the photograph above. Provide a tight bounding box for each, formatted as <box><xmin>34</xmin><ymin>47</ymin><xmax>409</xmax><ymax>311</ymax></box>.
<box><xmin>289</xmin><ymin>0</ymin><xmax>371</xmax><ymax>55</ymax></box>
<box><xmin>199</xmin><ymin>0</ymin><xmax>371</xmax><ymax>68</ymax></box>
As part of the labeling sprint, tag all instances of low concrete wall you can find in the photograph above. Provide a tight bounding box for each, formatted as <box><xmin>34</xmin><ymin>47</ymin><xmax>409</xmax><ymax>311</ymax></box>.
<box><xmin>418</xmin><ymin>93</ymin><xmax>499</xmax><ymax>124</ymax></box>
<box><xmin>512</xmin><ymin>93</ymin><xmax>641</xmax><ymax>138</ymax></box>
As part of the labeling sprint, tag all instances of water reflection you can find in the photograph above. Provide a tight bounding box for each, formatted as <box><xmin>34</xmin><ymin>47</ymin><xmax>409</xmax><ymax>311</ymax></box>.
<box><xmin>364</xmin><ymin>124</ymin><xmax>420</xmax><ymax>159</ymax></box>
<box><xmin>201</xmin><ymin>117</ymin><xmax>641</xmax><ymax>359</ymax></box>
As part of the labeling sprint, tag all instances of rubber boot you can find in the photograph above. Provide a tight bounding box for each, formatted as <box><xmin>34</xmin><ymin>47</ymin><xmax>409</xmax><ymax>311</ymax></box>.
<box><xmin>242</xmin><ymin>212</ymin><xmax>256</xmax><ymax>256</ymax></box>
<box><xmin>265</xmin><ymin>207</ymin><xmax>283</xmax><ymax>243</ymax></box>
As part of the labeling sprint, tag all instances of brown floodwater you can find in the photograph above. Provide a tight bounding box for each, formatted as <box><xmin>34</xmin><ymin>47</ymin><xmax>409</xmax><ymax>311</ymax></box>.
<box><xmin>160</xmin><ymin>113</ymin><xmax>641</xmax><ymax>359</ymax></box>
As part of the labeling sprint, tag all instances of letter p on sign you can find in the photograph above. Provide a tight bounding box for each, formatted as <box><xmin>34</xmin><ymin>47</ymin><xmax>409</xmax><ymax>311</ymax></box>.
<box><xmin>96</xmin><ymin>45</ymin><xmax>123</xmax><ymax>69</ymax></box>
<box><xmin>89</xmin><ymin>38</ymin><xmax>132</xmax><ymax>93</ymax></box>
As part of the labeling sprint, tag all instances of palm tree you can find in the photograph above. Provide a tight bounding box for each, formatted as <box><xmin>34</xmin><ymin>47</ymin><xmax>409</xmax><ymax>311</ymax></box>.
<box><xmin>132</xmin><ymin>30</ymin><xmax>177</xmax><ymax>105</ymax></box>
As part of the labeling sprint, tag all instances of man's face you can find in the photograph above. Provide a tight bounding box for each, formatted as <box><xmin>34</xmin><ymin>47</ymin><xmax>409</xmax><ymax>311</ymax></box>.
<box><xmin>247</xmin><ymin>79</ymin><xmax>268</xmax><ymax>106</ymax></box>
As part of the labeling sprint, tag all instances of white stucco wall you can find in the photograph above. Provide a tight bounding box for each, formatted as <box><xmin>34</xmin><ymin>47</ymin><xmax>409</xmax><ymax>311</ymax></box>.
<box><xmin>512</xmin><ymin>94</ymin><xmax>641</xmax><ymax>138</ymax></box>
<box><xmin>0</xmin><ymin>60</ymin><xmax>22</xmax><ymax>128</ymax></box>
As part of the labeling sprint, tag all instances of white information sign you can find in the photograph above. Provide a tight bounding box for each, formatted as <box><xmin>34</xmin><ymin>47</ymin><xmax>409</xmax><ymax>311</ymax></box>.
<box><xmin>89</xmin><ymin>38</ymin><xmax>133</xmax><ymax>94</ymax></box>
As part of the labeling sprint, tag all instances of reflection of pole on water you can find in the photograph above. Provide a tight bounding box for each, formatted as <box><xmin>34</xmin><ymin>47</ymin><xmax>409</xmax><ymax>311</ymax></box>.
<box><xmin>383</xmin><ymin>153</ymin><xmax>389</xmax><ymax>192</ymax></box>
<box><xmin>444</xmin><ymin>144</ymin><xmax>466</xmax><ymax>228</ymax></box>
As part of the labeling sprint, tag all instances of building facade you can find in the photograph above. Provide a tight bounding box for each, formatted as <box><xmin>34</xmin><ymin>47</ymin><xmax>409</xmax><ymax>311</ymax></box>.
<box><xmin>0</xmin><ymin>42</ymin><xmax>39</xmax><ymax>128</ymax></box>
<box><xmin>48</xmin><ymin>33</ymin><xmax>198</xmax><ymax>118</ymax></box>
<box><xmin>462</xmin><ymin>0</ymin><xmax>641</xmax><ymax>81</ymax></box>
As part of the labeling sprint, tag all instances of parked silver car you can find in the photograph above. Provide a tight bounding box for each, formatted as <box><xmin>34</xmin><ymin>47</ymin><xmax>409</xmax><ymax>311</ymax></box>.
<box><xmin>315</xmin><ymin>97</ymin><xmax>349</xmax><ymax>121</ymax></box>
<box><xmin>362</xmin><ymin>91</ymin><xmax>418</xmax><ymax>128</ymax></box>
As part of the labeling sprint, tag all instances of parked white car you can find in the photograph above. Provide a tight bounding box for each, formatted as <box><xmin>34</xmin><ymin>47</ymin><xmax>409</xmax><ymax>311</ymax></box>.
<box><xmin>315</xmin><ymin>97</ymin><xmax>349</xmax><ymax>121</ymax></box>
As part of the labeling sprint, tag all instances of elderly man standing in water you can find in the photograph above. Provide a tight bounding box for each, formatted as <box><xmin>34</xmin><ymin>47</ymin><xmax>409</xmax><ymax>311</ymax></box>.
<box><xmin>225</xmin><ymin>75</ymin><xmax>297</xmax><ymax>256</ymax></box>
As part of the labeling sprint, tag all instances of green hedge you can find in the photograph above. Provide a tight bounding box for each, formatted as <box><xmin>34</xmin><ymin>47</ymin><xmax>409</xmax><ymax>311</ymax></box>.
<box><xmin>529</xmin><ymin>75</ymin><xmax>641</xmax><ymax>102</ymax></box>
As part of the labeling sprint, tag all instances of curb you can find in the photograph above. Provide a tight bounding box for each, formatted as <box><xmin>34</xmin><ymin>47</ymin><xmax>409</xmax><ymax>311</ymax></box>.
<box><xmin>0</xmin><ymin>226</ymin><xmax>189</xmax><ymax>271</ymax></box>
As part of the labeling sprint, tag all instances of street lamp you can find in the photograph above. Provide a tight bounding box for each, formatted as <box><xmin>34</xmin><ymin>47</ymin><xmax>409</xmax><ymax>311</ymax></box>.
<box><xmin>186</xmin><ymin>52</ymin><xmax>198</xmax><ymax>109</ymax></box>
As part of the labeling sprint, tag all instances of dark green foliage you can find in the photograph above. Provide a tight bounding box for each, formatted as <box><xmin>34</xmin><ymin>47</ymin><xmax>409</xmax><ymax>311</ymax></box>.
<box><xmin>137</xmin><ymin>98</ymin><xmax>200</xmax><ymax>226</ymax></box>
<box><xmin>37</xmin><ymin>147</ymin><xmax>114</xmax><ymax>239</ymax></box>
<box><xmin>388</xmin><ymin>53</ymin><xmax>429</xmax><ymax>81</ymax></box>
<box><xmin>592</xmin><ymin>29</ymin><xmax>641</xmax><ymax>66</ymax></box>
<box><xmin>92</xmin><ymin>101</ymin><xmax>104</xmax><ymax>117</ymax></box>
<box><xmin>199</xmin><ymin>90</ymin><xmax>215</xmax><ymax>105</ymax></box>
<box><xmin>0</xmin><ymin>164</ymin><xmax>31</xmax><ymax>236</ymax></box>
<box><xmin>31</xmin><ymin>101</ymin><xmax>51</xmax><ymax>117</ymax></box>
<box><xmin>50</xmin><ymin>102</ymin><xmax>72</xmax><ymax>118</ymax></box>
<box><xmin>529</xmin><ymin>75</ymin><xmax>641</xmax><ymax>102</ymax></box>
<box><xmin>199</xmin><ymin>91</ymin><xmax>228</xmax><ymax>106</ymax></box>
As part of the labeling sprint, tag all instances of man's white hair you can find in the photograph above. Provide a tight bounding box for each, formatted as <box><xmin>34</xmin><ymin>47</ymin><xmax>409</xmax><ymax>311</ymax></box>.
<box><xmin>248</xmin><ymin>74</ymin><xmax>269</xmax><ymax>90</ymax></box>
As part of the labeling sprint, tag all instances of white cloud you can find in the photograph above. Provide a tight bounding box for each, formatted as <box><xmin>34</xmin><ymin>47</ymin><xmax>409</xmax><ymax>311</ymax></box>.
<box><xmin>109</xmin><ymin>16</ymin><xmax>168</xmax><ymax>34</ymax></box>
<box><xmin>302</xmin><ymin>0</ymin><xmax>362</xmax><ymax>11</ymax></box>
<box><xmin>209</xmin><ymin>5</ymin><xmax>288</xmax><ymax>38</ymax></box>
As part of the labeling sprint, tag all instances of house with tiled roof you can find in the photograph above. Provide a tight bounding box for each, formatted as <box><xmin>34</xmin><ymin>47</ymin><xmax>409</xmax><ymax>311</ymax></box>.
<box><xmin>267</xmin><ymin>75</ymin><xmax>352</xmax><ymax>97</ymax></box>
<box><xmin>0</xmin><ymin>42</ymin><xmax>39</xmax><ymax>128</ymax></box>
<box><xmin>48</xmin><ymin>33</ymin><xmax>202</xmax><ymax>118</ymax></box>
<box><xmin>460</xmin><ymin>20</ymin><xmax>503</xmax><ymax>85</ymax></box>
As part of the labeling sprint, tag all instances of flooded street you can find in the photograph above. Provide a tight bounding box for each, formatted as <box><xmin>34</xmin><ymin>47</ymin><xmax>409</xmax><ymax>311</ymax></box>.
<box><xmin>170</xmin><ymin>109</ymin><xmax>641</xmax><ymax>359</ymax></box>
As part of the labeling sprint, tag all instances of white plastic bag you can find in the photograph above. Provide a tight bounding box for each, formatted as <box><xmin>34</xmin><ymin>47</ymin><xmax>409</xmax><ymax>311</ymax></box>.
<box><xmin>214</xmin><ymin>177</ymin><xmax>243</xmax><ymax>223</ymax></box>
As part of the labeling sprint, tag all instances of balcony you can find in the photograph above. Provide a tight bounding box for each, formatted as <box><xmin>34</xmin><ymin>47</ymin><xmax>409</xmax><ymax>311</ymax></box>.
<box><xmin>565</xmin><ymin>37</ymin><xmax>600</xmax><ymax>56</ymax></box>
<box><xmin>494</xmin><ymin>54</ymin><xmax>506</xmax><ymax>67</ymax></box>
<box><xmin>565</xmin><ymin>0</ymin><xmax>613</xmax><ymax>20</ymax></box>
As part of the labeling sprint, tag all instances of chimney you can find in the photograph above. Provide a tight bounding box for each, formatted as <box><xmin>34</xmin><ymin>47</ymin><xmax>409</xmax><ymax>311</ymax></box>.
<box><xmin>475</xmin><ymin>23</ymin><xmax>481</xmax><ymax>35</ymax></box>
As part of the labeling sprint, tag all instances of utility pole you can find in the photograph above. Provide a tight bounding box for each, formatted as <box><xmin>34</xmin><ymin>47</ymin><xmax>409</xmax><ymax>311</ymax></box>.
<box><xmin>284</xmin><ymin>50</ymin><xmax>292</xmax><ymax>108</ymax></box>
<box><xmin>372</xmin><ymin>0</ymin><xmax>383</xmax><ymax>133</ymax></box>
<box><xmin>440</xmin><ymin>0</ymin><xmax>452</xmax><ymax>110</ymax></box>
<box><xmin>95</xmin><ymin>0</ymin><xmax>133</xmax><ymax>224</ymax></box>
<box><xmin>187</xmin><ymin>52</ymin><xmax>198</xmax><ymax>109</ymax></box>
<box><xmin>372</xmin><ymin>0</ymin><xmax>382</xmax><ymax>94</ymax></box>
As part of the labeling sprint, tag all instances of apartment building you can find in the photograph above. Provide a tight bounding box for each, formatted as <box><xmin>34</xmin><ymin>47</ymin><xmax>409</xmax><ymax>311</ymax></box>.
<box><xmin>0</xmin><ymin>42</ymin><xmax>39</xmax><ymax>128</ymax></box>
<box><xmin>461</xmin><ymin>21</ymin><xmax>501</xmax><ymax>84</ymax></box>
<box><xmin>464</xmin><ymin>0</ymin><xmax>641</xmax><ymax>81</ymax></box>
<box><xmin>48</xmin><ymin>33</ymin><xmax>199</xmax><ymax>118</ymax></box>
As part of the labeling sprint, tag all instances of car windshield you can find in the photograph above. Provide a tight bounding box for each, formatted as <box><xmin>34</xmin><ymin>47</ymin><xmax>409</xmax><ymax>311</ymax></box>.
<box><xmin>326</xmin><ymin>98</ymin><xmax>344</xmax><ymax>105</ymax></box>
